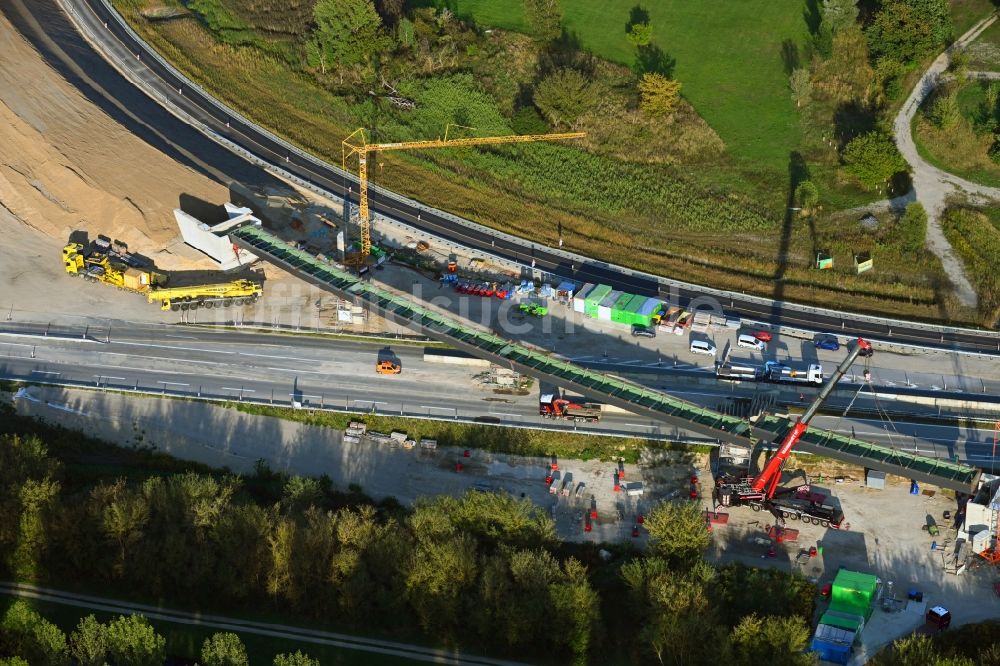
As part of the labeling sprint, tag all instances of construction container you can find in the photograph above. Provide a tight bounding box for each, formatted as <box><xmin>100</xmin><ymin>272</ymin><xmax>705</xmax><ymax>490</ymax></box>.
<box><xmin>830</xmin><ymin>569</ymin><xmax>879</xmax><ymax>621</ymax></box>
<box><xmin>584</xmin><ymin>284</ymin><xmax>612</xmax><ymax>318</ymax></box>
<box><xmin>638</xmin><ymin>298</ymin><xmax>663</xmax><ymax>325</ymax></box>
<box><xmin>610</xmin><ymin>293</ymin><xmax>637</xmax><ymax>324</ymax></box>
<box><xmin>865</xmin><ymin>469</ymin><xmax>886</xmax><ymax>490</ymax></box>
<box><xmin>573</xmin><ymin>283</ymin><xmax>594</xmax><ymax>313</ymax></box>
<box><xmin>597</xmin><ymin>290</ymin><xmax>622</xmax><ymax>321</ymax></box>
<box><xmin>809</xmin><ymin>624</ymin><xmax>855</xmax><ymax>665</ymax></box>
<box><xmin>556</xmin><ymin>281</ymin><xmax>576</xmax><ymax>303</ymax></box>
<box><xmin>819</xmin><ymin>609</ymin><xmax>865</xmax><ymax>633</ymax></box>
<box><xmin>625</xmin><ymin>296</ymin><xmax>650</xmax><ymax>326</ymax></box>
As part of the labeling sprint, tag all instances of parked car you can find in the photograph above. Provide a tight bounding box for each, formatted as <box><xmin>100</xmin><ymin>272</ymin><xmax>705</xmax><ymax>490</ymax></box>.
<box><xmin>737</xmin><ymin>333</ymin><xmax>766</xmax><ymax>351</ymax></box>
<box><xmin>815</xmin><ymin>338</ymin><xmax>840</xmax><ymax>351</ymax></box>
<box><xmin>689</xmin><ymin>339</ymin><xmax>717</xmax><ymax>356</ymax></box>
<box><xmin>631</xmin><ymin>324</ymin><xmax>656</xmax><ymax>338</ymax></box>
<box><xmin>752</xmin><ymin>331</ymin><xmax>773</xmax><ymax>343</ymax></box>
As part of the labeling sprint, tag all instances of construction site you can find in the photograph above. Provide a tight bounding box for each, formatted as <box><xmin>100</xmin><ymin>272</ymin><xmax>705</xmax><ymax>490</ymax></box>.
<box><xmin>4</xmin><ymin>4</ymin><xmax>1000</xmax><ymax>663</ymax></box>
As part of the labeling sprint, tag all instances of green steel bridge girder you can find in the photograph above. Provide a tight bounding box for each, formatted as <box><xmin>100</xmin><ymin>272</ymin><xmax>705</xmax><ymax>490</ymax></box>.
<box><xmin>230</xmin><ymin>227</ymin><xmax>981</xmax><ymax>494</ymax></box>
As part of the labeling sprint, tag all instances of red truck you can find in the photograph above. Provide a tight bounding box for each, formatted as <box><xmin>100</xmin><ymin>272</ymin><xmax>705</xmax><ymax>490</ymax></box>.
<box><xmin>539</xmin><ymin>394</ymin><xmax>601</xmax><ymax>422</ymax></box>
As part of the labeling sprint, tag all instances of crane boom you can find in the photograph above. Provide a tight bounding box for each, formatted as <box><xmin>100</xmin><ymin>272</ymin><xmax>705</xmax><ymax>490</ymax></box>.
<box><xmin>341</xmin><ymin>126</ymin><xmax>585</xmax><ymax>261</ymax></box>
<box><xmin>752</xmin><ymin>337</ymin><xmax>873</xmax><ymax>499</ymax></box>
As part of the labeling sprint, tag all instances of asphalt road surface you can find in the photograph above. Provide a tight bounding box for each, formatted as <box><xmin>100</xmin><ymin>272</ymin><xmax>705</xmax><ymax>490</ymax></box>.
<box><xmin>12</xmin><ymin>0</ymin><xmax>1000</xmax><ymax>355</ymax></box>
<box><xmin>2</xmin><ymin>322</ymin><xmax>996</xmax><ymax>465</ymax></box>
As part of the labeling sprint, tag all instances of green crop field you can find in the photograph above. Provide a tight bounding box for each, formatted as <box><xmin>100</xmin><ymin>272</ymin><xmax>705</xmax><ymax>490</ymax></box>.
<box><xmin>449</xmin><ymin>0</ymin><xmax>809</xmax><ymax>173</ymax></box>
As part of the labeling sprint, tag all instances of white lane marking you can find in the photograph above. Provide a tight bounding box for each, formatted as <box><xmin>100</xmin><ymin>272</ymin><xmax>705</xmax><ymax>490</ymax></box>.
<box><xmin>265</xmin><ymin>367</ymin><xmax>325</xmax><ymax>374</ymax></box>
<box><xmin>624</xmin><ymin>423</ymin><xmax>655</xmax><ymax>428</ymax></box>
<box><xmin>30</xmin><ymin>370</ymin><xmax>60</xmax><ymax>376</ymax></box>
<box><xmin>164</xmin><ymin>335</ymin><xmax>197</xmax><ymax>340</ymax></box>
<box><xmin>489</xmin><ymin>412</ymin><xmax>520</xmax><ymax>418</ymax></box>
<box><xmin>421</xmin><ymin>405</ymin><xmax>452</xmax><ymax>411</ymax></box>
<box><xmin>239</xmin><ymin>352</ymin><xmax>317</xmax><ymax>362</ymax></box>
<box><xmin>93</xmin><ymin>375</ymin><xmax>127</xmax><ymax>381</ymax></box>
<box><xmin>290</xmin><ymin>394</ymin><xmax>323</xmax><ymax>399</ymax></box>
<box><xmin>356</xmin><ymin>400</ymin><xmax>388</xmax><ymax>406</ymax></box>
<box><xmin>157</xmin><ymin>381</ymin><xmax>190</xmax><ymax>387</ymax></box>
<box><xmin>221</xmin><ymin>387</ymin><xmax>255</xmax><ymax>393</ymax></box>
<box><xmin>114</xmin><ymin>342</ymin><xmax>236</xmax><ymax>354</ymax></box>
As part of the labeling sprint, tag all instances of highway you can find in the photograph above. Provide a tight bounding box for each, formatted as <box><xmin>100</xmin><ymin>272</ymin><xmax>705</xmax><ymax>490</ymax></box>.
<box><xmin>16</xmin><ymin>0</ymin><xmax>1000</xmax><ymax>356</ymax></box>
<box><xmin>3</xmin><ymin>322</ymin><xmax>998</xmax><ymax>466</ymax></box>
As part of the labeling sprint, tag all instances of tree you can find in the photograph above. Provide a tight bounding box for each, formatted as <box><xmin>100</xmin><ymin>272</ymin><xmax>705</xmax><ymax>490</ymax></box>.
<box><xmin>281</xmin><ymin>476</ymin><xmax>323</xmax><ymax>514</ymax></box>
<box><xmin>644</xmin><ymin>500</ymin><xmax>711</xmax><ymax>567</ymax></box>
<box><xmin>201</xmin><ymin>632</ymin><xmax>249</xmax><ymax>666</ymax></box>
<box><xmin>547</xmin><ymin>558</ymin><xmax>599</xmax><ymax>665</ymax></box>
<box><xmin>307</xmin><ymin>0</ymin><xmax>388</xmax><ymax>75</ymax></box>
<box><xmin>842</xmin><ymin>131</ymin><xmax>908</xmax><ymax>191</ymax></box>
<box><xmin>729</xmin><ymin>614</ymin><xmax>814</xmax><ymax>666</ymax></box>
<box><xmin>10</xmin><ymin>477</ymin><xmax>60</xmax><ymax>579</ymax></box>
<box><xmin>104</xmin><ymin>615</ymin><xmax>165</xmax><ymax>666</ymax></box>
<box><xmin>627</xmin><ymin>21</ymin><xmax>653</xmax><ymax>48</ymax></box>
<box><xmin>274</xmin><ymin>651</ymin><xmax>321</xmax><ymax>666</ymax></box>
<box><xmin>899</xmin><ymin>202</ymin><xmax>927</xmax><ymax>254</ymax></box>
<box><xmin>374</xmin><ymin>0</ymin><xmax>405</xmax><ymax>26</ymax></box>
<box><xmin>639</xmin><ymin>73</ymin><xmax>682</xmax><ymax>118</ymax></box>
<box><xmin>0</xmin><ymin>601</ymin><xmax>69</xmax><ymax>666</ymax></box>
<box><xmin>927</xmin><ymin>90</ymin><xmax>960</xmax><ymax>129</ymax></box>
<box><xmin>867</xmin><ymin>0</ymin><xmax>951</xmax><ymax>65</ymax></box>
<box><xmin>794</xmin><ymin>180</ymin><xmax>820</xmax><ymax>211</ymax></box>
<box><xmin>0</xmin><ymin>658</ymin><xmax>30</xmax><ymax>666</ymax></box>
<box><xmin>100</xmin><ymin>483</ymin><xmax>148</xmax><ymax>577</ymax></box>
<box><xmin>816</xmin><ymin>0</ymin><xmax>859</xmax><ymax>56</ymax></box>
<box><xmin>812</xmin><ymin>25</ymin><xmax>874</xmax><ymax>104</ymax></box>
<box><xmin>69</xmin><ymin>615</ymin><xmax>108</xmax><ymax>666</ymax></box>
<box><xmin>523</xmin><ymin>0</ymin><xmax>561</xmax><ymax>43</ymax></box>
<box><xmin>405</xmin><ymin>532</ymin><xmax>478</xmax><ymax>636</ymax></box>
<box><xmin>789</xmin><ymin>68</ymin><xmax>812</xmax><ymax>108</ymax></box>
<box><xmin>533</xmin><ymin>69</ymin><xmax>601</xmax><ymax>128</ymax></box>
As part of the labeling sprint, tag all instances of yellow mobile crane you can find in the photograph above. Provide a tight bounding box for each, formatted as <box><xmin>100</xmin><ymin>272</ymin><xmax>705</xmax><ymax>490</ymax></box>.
<box><xmin>341</xmin><ymin>125</ymin><xmax>585</xmax><ymax>262</ymax></box>
<box><xmin>63</xmin><ymin>242</ymin><xmax>262</xmax><ymax>311</ymax></box>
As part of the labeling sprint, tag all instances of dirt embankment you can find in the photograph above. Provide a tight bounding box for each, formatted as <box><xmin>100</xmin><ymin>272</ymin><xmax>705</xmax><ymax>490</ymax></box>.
<box><xmin>0</xmin><ymin>10</ymin><xmax>226</xmax><ymax>265</ymax></box>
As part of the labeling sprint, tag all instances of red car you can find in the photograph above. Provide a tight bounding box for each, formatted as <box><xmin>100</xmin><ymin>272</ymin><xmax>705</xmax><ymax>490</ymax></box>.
<box><xmin>753</xmin><ymin>331</ymin><xmax>773</xmax><ymax>343</ymax></box>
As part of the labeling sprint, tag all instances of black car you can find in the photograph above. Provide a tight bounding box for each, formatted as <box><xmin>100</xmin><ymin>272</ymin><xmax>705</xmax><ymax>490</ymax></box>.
<box><xmin>631</xmin><ymin>324</ymin><xmax>656</xmax><ymax>338</ymax></box>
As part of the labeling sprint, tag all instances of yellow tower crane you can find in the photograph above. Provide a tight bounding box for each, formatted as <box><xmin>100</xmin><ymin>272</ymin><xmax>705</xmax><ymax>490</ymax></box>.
<box><xmin>341</xmin><ymin>125</ymin><xmax>585</xmax><ymax>262</ymax></box>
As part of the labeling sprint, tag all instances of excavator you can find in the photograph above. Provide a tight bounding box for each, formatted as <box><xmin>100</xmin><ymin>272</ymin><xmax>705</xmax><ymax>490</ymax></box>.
<box><xmin>714</xmin><ymin>337</ymin><xmax>874</xmax><ymax>528</ymax></box>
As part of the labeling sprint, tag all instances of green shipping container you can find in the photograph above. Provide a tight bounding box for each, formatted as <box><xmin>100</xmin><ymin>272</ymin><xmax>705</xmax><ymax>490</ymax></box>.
<box><xmin>585</xmin><ymin>284</ymin><xmax>612</xmax><ymax>318</ymax></box>
<box><xmin>611</xmin><ymin>293</ymin><xmax>638</xmax><ymax>324</ymax></box>
<box><xmin>819</xmin><ymin>610</ymin><xmax>865</xmax><ymax>633</ymax></box>
<box><xmin>624</xmin><ymin>295</ymin><xmax>651</xmax><ymax>327</ymax></box>
<box><xmin>830</xmin><ymin>570</ymin><xmax>879</xmax><ymax>621</ymax></box>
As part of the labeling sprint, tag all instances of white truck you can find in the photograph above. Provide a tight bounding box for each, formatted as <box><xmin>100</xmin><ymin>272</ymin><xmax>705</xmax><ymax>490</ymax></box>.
<box><xmin>764</xmin><ymin>361</ymin><xmax>823</xmax><ymax>385</ymax></box>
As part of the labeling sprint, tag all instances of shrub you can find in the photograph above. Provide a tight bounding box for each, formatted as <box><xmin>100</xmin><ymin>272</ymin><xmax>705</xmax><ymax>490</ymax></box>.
<box><xmin>842</xmin><ymin>131</ymin><xmax>908</xmax><ymax>191</ymax></box>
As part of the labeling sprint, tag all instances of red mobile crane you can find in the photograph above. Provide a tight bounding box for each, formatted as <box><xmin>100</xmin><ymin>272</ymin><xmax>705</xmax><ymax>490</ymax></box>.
<box><xmin>714</xmin><ymin>338</ymin><xmax>873</xmax><ymax>527</ymax></box>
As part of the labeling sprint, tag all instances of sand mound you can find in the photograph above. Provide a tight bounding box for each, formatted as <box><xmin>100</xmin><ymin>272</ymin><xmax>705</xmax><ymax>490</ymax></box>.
<box><xmin>0</xmin><ymin>10</ymin><xmax>226</xmax><ymax>257</ymax></box>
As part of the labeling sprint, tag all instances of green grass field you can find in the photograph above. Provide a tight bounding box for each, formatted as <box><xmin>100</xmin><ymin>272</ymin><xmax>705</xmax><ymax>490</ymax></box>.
<box><xmin>451</xmin><ymin>0</ymin><xmax>809</xmax><ymax>173</ymax></box>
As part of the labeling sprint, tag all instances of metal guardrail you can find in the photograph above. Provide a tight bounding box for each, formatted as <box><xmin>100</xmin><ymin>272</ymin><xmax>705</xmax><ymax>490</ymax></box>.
<box><xmin>66</xmin><ymin>0</ymin><xmax>1000</xmax><ymax>351</ymax></box>
<box><xmin>231</xmin><ymin>226</ymin><xmax>982</xmax><ymax>493</ymax></box>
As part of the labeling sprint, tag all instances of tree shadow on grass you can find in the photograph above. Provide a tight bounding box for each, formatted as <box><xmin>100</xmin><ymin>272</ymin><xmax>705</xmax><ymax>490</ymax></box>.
<box><xmin>803</xmin><ymin>0</ymin><xmax>822</xmax><ymax>35</ymax></box>
<box><xmin>833</xmin><ymin>101</ymin><xmax>878</xmax><ymax>148</ymax></box>
<box><xmin>781</xmin><ymin>38</ymin><xmax>800</xmax><ymax>76</ymax></box>
<box><xmin>633</xmin><ymin>44</ymin><xmax>675</xmax><ymax>77</ymax></box>
<box><xmin>626</xmin><ymin>5</ymin><xmax>650</xmax><ymax>31</ymax></box>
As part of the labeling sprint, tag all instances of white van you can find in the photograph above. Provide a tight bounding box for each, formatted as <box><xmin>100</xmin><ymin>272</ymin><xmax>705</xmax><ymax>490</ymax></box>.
<box><xmin>737</xmin><ymin>333</ymin><xmax>766</xmax><ymax>351</ymax></box>
<box><xmin>689</xmin><ymin>340</ymin><xmax>717</xmax><ymax>356</ymax></box>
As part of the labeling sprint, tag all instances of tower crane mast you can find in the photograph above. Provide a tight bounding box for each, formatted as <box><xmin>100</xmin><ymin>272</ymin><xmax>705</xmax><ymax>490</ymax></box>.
<box><xmin>341</xmin><ymin>126</ymin><xmax>585</xmax><ymax>261</ymax></box>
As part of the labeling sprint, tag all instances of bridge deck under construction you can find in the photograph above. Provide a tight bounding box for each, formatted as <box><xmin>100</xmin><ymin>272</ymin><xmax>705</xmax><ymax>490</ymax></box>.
<box><xmin>231</xmin><ymin>226</ymin><xmax>981</xmax><ymax>493</ymax></box>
